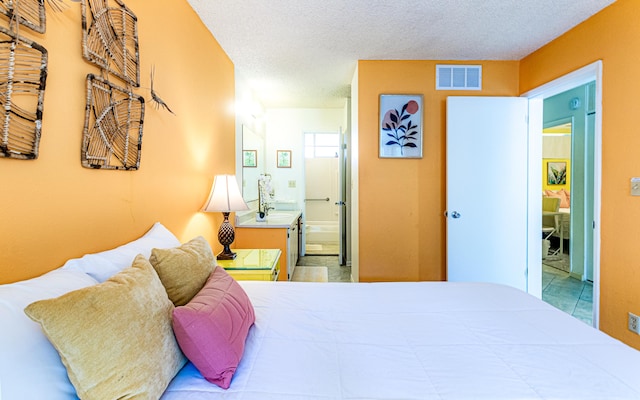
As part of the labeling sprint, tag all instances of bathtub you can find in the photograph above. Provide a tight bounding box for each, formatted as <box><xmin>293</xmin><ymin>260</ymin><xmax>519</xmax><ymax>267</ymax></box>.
<box><xmin>305</xmin><ymin>220</ymin><xmax>339</xmax><ymax>244</ymax></box>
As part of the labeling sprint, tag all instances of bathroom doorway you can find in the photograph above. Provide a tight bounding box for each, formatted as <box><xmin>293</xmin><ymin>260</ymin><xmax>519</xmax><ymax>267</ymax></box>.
<box><xmin>304</xmin><ymin>132</ymin><xmax>341</xmax><ymax>256</ymax></box>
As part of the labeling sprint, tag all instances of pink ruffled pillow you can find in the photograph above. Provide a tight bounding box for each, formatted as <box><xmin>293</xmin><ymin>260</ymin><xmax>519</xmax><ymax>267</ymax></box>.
<box><xmin>172</xmin><ymin>266</ymin><xmax>255</xmax><ymax>389</ymax></box>
<box><xmin>545</xmin><ymin>189</ymin><xmax>570</xmax><ymax>208</ymax></box>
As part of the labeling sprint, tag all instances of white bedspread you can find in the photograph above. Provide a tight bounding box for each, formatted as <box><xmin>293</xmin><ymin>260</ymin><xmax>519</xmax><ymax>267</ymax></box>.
<box><xmin>162</xmin><ymin>281</ymin><xmax>640</xmax><ymax>400</ymax></box>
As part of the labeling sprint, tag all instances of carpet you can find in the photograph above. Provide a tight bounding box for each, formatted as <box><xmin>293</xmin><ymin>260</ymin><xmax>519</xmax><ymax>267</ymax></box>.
<box><xmin>291</xmin><ymin>266</ymin><xmax>328</xmax><ymax>282</ymax></box>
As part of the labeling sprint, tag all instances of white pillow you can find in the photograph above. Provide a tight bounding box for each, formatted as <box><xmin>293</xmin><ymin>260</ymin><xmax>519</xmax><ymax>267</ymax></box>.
<box><xmin>61</xmin><ymin>222</ymin><xmax>181</xmax><ymax>282</ymax></box>
<box><xmin>0</xmin><ymin>269</ymin><xmax>98</xmax><ymax>400</ymax></box>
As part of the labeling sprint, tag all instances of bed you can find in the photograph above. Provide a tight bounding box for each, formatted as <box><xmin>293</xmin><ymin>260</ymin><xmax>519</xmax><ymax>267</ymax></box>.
<box><xmin>2</xmin><ymin>223</ymin><xmax>640</xmax><ymax>400</ymax></box>
<box><xmin>164</xmin><ymin>281</ymin><xmax>640</xmax><ymax>400</ymax></box>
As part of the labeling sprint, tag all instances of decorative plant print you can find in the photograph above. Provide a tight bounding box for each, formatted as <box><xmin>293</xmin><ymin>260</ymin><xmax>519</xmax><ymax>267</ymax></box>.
<box><xmin>379</xmin><ymin>94</ymin><xmax>423</xmax><ymax>158</ymax></box>
<box><xmin>547</xmin><ymin>161</ymin><xmax>567</xmax><ymax>185</ymax></box>
<box><xmin>382</xmin><ymin>100</ymin><xmax>420</xmax><ymax>156</ymax></box>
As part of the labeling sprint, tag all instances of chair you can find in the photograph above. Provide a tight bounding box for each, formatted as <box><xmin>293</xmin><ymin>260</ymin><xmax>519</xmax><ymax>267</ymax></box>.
<box><xmin>542</xmin><ymin>196</ymin><xmax>561</xmax><ymax>258</ymax></box>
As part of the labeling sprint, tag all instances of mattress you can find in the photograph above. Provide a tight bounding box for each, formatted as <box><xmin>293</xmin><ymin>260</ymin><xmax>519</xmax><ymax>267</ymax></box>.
<box><xmin>162</xmin><ymin>281</ymin><xmax>640</xmax><ymax>400</ymax></box>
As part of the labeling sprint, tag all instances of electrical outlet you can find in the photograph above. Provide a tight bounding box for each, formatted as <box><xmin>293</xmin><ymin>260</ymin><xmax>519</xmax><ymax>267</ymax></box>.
<box><xmin>629</xmin><ymin>312</ymin><xmax>639</xmax><ymax>334</ymax></box>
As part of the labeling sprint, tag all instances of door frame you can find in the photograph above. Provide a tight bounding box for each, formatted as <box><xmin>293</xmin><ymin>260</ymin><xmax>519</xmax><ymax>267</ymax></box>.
<box><xmin>522</xmin><ymin>60</ymin><xmax>602</xmax><ymax>328</ymax></box>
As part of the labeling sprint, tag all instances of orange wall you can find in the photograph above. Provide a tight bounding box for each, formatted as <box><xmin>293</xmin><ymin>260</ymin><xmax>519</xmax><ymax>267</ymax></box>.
<box><xmin>521</xmin><ymin>0</ymin><xmax>640</xmax><ymax>349</ymax></box>
<box><xmin>357</xmin><ymin>61</ymin><xmax>519</xmax><ymax>282</ymax></box>
<box><xmin>0</xmin><ymin>0</ymin><xmax>235</xmax><ymax>284</ymax></box>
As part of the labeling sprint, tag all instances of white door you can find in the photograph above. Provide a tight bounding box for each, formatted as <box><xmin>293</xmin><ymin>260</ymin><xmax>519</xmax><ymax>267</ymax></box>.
<box><xmin>446</xmin><ymin>96</ymin><xmax>541</xmax><ymax>294</ymax></box>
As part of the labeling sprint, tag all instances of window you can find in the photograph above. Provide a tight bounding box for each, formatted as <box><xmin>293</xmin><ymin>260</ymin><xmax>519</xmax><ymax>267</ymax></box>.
<box><xmin>305</xmin><ymin>133</ymin><xmax>339</xmax><ymax>158</ymax></box>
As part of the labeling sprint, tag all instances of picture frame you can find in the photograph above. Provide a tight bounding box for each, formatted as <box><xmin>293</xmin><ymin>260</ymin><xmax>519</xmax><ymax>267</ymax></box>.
<box><xmin>243</xmin><ymin>150</ymin><xmax>257</xmax><ymax>168</ymax></box>
<box><xmin>277</xmin><ymin>150</ymin><xmax>291</xmax><ymax>168</ymax></box>
<box><xmin>379</xmin><ymin>94</ymin><xmax>423</xmax><ymax>158</ymax></box>
<box><xmin>547</xmin><ymin>161</ymin><xmax>567</xmax><ymax>185</ymax></box>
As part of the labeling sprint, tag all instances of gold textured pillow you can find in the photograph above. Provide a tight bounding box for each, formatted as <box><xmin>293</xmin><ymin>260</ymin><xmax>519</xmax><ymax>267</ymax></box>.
<box><xmin>149</xmin><ymin>236</ymin><xmax>216</xmax><ymax>306</ymax></box>
<box><xmin>24</xmin><ymin>255</ymin><xmax>186</xmax><ymax>400</ymax></box>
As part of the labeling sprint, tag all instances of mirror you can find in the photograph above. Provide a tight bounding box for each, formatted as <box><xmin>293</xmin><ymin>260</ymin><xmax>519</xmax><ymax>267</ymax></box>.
<box><xmin>241</xmin><ymin>124</ymin><xmax>264</xmax><ymax>202</ymax></box>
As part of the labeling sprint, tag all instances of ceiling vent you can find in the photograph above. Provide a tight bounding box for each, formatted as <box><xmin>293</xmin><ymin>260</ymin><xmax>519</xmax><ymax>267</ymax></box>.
<box><xmin>436</xmin><ymin>65</ymin><xmax>482</xmax><ymax>91</ymax></box>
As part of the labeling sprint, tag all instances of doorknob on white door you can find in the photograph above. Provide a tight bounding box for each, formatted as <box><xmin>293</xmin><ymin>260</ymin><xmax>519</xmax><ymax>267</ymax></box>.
<box><xmin>451</xmin><ymin>211</ymin><xmax>461</xmax><ymax>219</ymax></box>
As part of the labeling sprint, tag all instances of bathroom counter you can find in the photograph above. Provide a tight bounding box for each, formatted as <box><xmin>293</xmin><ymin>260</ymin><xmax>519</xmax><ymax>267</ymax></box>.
<box><xmin>235</xmin><ymin>210</ymin><xmax>302</xmax><ymax>228</ymax></box>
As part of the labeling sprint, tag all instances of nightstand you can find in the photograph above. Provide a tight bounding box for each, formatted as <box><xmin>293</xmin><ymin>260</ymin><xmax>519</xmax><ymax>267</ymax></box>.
<box><xmin>217</xmin><ymin>249</ymin><xmax>281</xmax><ymax>281</ymax></box>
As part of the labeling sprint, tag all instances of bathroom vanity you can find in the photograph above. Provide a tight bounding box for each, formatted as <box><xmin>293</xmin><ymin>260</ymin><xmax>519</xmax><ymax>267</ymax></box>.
<box><xmin>235</xmin><ymin>210</ymin><xmax>301</xmax><ymax>281</ymax></box>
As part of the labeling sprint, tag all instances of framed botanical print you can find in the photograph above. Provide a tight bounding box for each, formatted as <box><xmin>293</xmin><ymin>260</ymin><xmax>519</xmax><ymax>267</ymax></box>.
<box><xmin>243</xmin><ymin>150</ymin><xmax>257</xmax><ymax>167</ymax></box>
<box><xmin>277</xmin><ymin>150</ymin><xmax>291</xmax><ymax>168</ymax></box>
<box><xmin>379</xmin><ymin>94</ymin><xmax>423</xmax><ymax>158</ymax></box>
<box><xmin>547</xmin><ymin>161</ymin><xmax>567</xmax><ymax>185</ymax></box>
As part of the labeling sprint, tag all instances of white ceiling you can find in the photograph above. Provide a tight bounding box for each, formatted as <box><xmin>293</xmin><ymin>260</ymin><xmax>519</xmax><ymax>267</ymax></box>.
<box><xmin>187</xmin><ymin>0</ymin><xmax>615</xmax><ymax>109</ymax></box>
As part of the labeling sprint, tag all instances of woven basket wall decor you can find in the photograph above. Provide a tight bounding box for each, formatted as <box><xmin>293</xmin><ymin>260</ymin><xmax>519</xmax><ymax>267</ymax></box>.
<box><xmin>0</xmin><ymin>26</ymin><xmax>47</xmax><ymax>160</ymax></box>
<box><xmin>0</xmin><ymin>0</ymin><xmax>46</xmax><ymax>33</ymax></box>
<box><xmin>81</xmin><ymin>0</ymin><xmax>140</xmax><ymax>87</ymax></box>
<box><xmin>81</xmin><ymin>73</ymin><xmax>144</xmax><ymax>170</ymax></box>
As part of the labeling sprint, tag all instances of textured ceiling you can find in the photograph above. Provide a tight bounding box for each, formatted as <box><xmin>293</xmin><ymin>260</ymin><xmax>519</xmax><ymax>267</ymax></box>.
<box><xmin>187</xmin><ymin>0</ymin><xmax>616</xmax><ymax>109</ymax></box>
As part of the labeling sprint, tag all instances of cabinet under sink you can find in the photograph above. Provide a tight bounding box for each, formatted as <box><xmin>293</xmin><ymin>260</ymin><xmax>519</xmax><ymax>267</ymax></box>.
<box><xmin>234</xmin><ymin>211</ymin><xmax>301</xmax><ymax>281</ymax></box>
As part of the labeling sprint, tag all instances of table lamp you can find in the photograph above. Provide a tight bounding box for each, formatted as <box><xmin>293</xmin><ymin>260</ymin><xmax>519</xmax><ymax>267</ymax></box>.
<box><xmin>201</xmin><ymin>175</ymin><xmax>249</xmax><ymax>260</ymax></box>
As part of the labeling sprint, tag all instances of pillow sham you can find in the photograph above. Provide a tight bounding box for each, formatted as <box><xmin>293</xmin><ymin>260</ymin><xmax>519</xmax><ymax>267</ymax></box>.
<box><xmin>149</xmin><ymin>236</ymin><xmax>217</xmax><ymax>306</ymax></box>
<box><xmin>25</xmin><ymin>255</ymin><xmax>187</xmax><ymax>400</ymax></box>
<box><xmin>0</xmin><ymin>269</ymin><xmax>98</xmax><ymax>400</ymax></box>
<box><xmin>61</xmin><ymin>222</ymin><xmax>181</xmax><ymax>282</ymax></box>
<box><xmin>172</xmin><ymin>266</ymin><xmax>256</xmax><ymax>389</ymax></box>
<box><xmin>545</xmin><ymin>189</ymin><xmax>570</xmax><ymax>208</ymax></box>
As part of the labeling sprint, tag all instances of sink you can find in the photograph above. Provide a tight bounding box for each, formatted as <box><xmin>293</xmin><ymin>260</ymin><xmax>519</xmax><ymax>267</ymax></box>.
<box><xmin>265</xmin><ymin>215</ymin><xmax>293</xmax><ymax>222</ymax></box>
<box><xmin>264</xmin><ymin>212</ymin><xmax>297</xmax><ymax>223</ymax></box>
<box><xmin>267</xmin><ymin>212</ymin><xmax>293</xmax><ymax>217</ymax></box>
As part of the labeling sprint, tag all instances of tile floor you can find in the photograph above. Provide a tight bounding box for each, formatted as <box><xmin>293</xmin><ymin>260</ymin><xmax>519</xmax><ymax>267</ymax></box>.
<box><xmin>304</xmin><ymin>243</ymin><xmax>339</xmax><ymax>256</ymax></box>
<box><xmin>542</xmin><ymin>263</ymin><xmax>593</xmax><ymax>325</ymax></box>
<box><xmin>297</xmin><ymin>254</ymin><xmax>351</xmax><ymax>282</ymax></box>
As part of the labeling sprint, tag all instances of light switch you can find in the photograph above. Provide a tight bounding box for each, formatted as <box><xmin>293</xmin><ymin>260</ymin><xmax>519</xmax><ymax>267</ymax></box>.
<box><xmin>631</xmin><ymin>178</ymin><xmax>640</xmax><ymax>196</ymax></box>
<box><xmin>288</xmin><ymin>180</ymin><xmax>296</xmax><ymax>188</ymax></box>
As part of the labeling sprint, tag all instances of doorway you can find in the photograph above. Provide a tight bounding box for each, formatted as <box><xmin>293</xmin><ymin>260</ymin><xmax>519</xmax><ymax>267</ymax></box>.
<box><xmin>304</xmin><ymin>132</ymin><xmax>341</xmax><ymax>256</ymax></box>
<box><xmin>541</xmin><ymin>82</ymin><xmax>595</xmax><ymax>325</ymax></box>
<box><xmin>525</xmin><ymin>61</ymin><xmax>602</xmax><ymax>328</ymax></box>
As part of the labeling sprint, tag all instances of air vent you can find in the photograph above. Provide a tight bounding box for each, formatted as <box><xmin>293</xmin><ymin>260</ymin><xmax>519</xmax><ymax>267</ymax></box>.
<box><xmin>436</xmin><ymin>65</ymin><xmax>482</xmax><ymax>91</ymax></box>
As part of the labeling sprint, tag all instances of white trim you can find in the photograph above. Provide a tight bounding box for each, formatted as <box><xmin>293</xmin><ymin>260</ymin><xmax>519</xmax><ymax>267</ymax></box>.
<box><xmin>522</xmin><ymin>60</ymin><xmax>602</xmax><ymax>329</ymax></box>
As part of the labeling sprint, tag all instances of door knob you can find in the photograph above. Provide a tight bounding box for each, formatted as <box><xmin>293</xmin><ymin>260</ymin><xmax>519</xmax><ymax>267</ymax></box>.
<box><xmin>451</xmin><ymin>211</ymin><xmax>461</xmax><ymax>219</ymax></box>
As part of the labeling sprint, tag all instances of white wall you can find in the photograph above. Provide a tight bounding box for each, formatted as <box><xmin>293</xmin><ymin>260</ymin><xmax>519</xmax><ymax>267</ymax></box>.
<box><xmin>305</xmin><ymin>157</ymin><xmax>340</xmax><ymax>222</ymax></box>
<box><xmin>264</xmin><ymin>108</ymin><xmax>345</xmax><ymax>210</ymax></box>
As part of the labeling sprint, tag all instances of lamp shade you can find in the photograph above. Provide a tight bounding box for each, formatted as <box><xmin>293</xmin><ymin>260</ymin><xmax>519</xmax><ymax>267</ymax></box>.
<box><xmin>201</xmin><ymin>175</ymin><xmax>249</xmax><ymax>212</ymax></box>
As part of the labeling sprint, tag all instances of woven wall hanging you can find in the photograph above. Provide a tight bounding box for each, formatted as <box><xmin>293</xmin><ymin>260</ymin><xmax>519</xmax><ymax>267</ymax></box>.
<box><xmin>0</xmin><ymin>0</ymin><xmax>46</xmax><ymax>33</ymax></box>
<box><xmin>81</xmin><ymin>0</ymin><xmax>139</xmax><ymax>87</ymax></box>
<box><xmin>81</xmin><ymin>73</ymin><xmax>144</xmax><ymax>170</ymax></box>
<box><xmin>0</xmin><ymin>26</ymin><xmax>48</xmax><ymax>160</ymax></box>
<box><xmin>0</xmin><ymin>0</ymin><xmax>70</xmax><ymax>32</ymax></box>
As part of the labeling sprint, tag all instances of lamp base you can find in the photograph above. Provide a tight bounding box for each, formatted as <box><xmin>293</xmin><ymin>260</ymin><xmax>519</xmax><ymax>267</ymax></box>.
<box><xmin>217</xmin><ymin>212</ymin><xmax>237</xmax><ymax>260</ymax></box>
<box><xmin>216</xmin><ymin>249</ymin><xmax>237</xmax><ymax>260</ymax></box>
